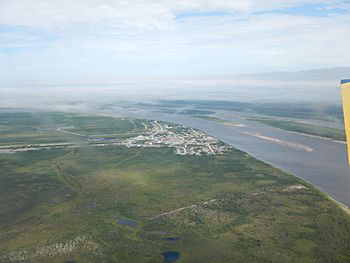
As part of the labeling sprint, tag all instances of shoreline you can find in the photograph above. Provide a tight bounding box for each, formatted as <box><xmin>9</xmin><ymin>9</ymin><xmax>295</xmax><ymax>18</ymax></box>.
<box><xmin>233</xmin><ymin>146</ymin><xmax>350</xmax><ymax>215</ymax></box>
<box><xmin>327</xmin><ymin>195</ymin><xmax>350</xmax><ymax>215</ymax></box>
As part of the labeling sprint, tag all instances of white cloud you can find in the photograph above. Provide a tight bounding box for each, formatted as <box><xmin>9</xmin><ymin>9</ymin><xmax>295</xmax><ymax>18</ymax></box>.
<box><xmin>0</xmin><ymin>0</ymin><xmax>349</xmax><ymax>83</ymax></box>
<box><xmin>0</xmin><ymin>0</ymin><xmax>175</xmax><ymax>30</ymax></box>
<box><xmin>0</xmin><ymin>0</ymin><xmax>348</xmax><ymax>29</ymax></box>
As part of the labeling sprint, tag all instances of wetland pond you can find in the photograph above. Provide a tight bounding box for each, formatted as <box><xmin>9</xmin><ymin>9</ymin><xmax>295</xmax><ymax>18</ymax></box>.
<box><xmin>162</xmin><ymin>237</ymin><xmax>180</xmax><ymax>241</ymax></box>
<box><xmin>161</xmin><ymin>251</ymin><xmax>180</xmax><ymax>262</ymax></box>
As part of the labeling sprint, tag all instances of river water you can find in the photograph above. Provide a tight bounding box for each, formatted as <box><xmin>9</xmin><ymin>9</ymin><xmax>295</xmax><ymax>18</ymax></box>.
<box><xmin>119</xmin><ymin>108</ymin><xmax>350</xmax><ymax>208</ymax></box>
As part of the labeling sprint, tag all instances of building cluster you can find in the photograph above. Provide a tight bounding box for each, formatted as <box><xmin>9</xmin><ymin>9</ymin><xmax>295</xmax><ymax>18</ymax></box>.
<box><xmin>0</xmin><ymin>121</ymin><xmax>230</xmax><ymax>157</ymax></box>
<box><xmin>120</xmin><ymin>121</ymin><xmax>230</xmax><ymax>156</ymax></box>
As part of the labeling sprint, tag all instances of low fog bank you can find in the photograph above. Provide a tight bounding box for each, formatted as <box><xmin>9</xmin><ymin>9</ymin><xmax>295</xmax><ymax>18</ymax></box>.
<box><xmin>0</xmin><ymin>67</ymin><xmax>347</xmax><ymax>111</ymax></box>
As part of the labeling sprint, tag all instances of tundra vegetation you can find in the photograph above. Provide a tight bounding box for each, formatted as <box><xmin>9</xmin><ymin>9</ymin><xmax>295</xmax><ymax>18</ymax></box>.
<box><xmin>0</xmin><ymin>111</ymin><xmax>349</xmax><ymax>263</ymax></box>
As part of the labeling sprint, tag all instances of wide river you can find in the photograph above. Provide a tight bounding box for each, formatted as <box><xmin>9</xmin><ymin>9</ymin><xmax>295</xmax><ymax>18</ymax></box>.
<box><xmin>120</xmin><ymin>108</ymin><xmax>350</xmax><ymax>208</ymax></box>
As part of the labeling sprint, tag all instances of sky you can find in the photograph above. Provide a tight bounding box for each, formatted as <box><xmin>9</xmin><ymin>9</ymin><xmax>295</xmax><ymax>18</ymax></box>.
<box><xmin>0</xmin><ymin>0</ymin><xmax>350</xmax><ymax>85</ymax></box>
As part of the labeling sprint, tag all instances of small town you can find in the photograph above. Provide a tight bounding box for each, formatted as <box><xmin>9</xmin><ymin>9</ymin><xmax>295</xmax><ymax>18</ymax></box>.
<box><xmin>0</xmin><ymin>120</ymin><xmax>230</xmax><ymax>156</ymax></box>
<box><xmin>119</xmin><ymin>121</ymin><xmax>230</xmax><ymax>156</ymax></box>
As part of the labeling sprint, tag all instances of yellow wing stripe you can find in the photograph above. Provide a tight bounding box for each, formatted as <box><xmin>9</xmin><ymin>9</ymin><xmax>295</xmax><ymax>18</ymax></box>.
<box><xmin>341</xmin><ymin>81</ymin><xmax>350</xmax><ymax>165</ymax></box>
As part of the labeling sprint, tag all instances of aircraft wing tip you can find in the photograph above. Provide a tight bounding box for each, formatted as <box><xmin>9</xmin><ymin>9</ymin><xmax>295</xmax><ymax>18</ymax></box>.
<box><xmin>341</xmin><ymin>79</ymin><xmax>350</xmax><ymax>84</ymax></box>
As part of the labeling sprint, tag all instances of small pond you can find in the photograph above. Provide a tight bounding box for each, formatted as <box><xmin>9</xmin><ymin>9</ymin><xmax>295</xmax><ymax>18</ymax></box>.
<box><xmin>161</xmin><ymin>251</ymin><xmax>180</xmax><ymax>262</ymax></box>
<box><xmin>162</xmin><ymin>237</ymin><xmax>180</xmax><ymax>241</ymax></box>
